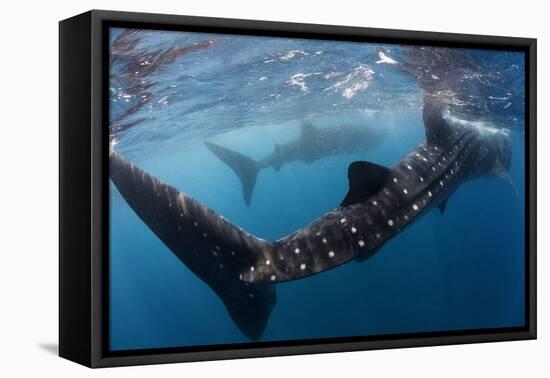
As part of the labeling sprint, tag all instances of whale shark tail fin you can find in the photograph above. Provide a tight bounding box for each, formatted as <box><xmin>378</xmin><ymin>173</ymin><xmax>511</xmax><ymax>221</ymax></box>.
<box><xmin>204</xmin><ymin>141</ymin><xmax>261</xmax><ymax>206</ymax></box>
<box><xmin>109</xmin><ymin>151</ymin><xmax>276</xmax><ymax>340</ymax></box>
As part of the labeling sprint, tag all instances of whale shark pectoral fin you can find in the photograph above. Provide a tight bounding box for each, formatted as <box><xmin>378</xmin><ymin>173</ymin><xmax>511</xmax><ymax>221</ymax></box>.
<box><xmin>437</xmin><ymin>198</ymin><xmax>449</xmax><ymax>215</ymax></box>
<box><xmin>340</xmin><ymin>161</ymin><xmax>391</xmax><ymax>207</ymax></box>
<box><xmin>492</xmin><ymin>161</ymin><xmax>519</xmax><ymax>198</ymax></box>
<box><xmin>204</xmin><ymin>141</ymin><xmax>261</xmax><ymax>206</ymax></box>
<box><xmin>355</xmin><ymin>245</ymin><xmax>383</xmax><ymax>263</ymax></box>
<box><xmin>109</xmin><ymin>151</ymin><xmax>276</xmax><ymax>340</ymax></box>
<box><xmin>436</xmin><ymin>188</ymin><xmax>458</xmax><ymax>215</ymax></box>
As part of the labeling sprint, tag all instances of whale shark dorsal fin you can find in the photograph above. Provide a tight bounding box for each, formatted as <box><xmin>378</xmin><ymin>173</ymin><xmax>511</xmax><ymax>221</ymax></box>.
<box><xmin>423</xmin><ymin>96</ymin><xmax>453</xmax><ymax>147</ymax></box>
<box><xmin>300</xmin><ymin>120</ymin><xmax>317</xmax><ymax>142</ymax></box>
<box><xmin>340</xmin><ymin>161</ymin><xmax>391</xmax><ymax>207</ymax></box>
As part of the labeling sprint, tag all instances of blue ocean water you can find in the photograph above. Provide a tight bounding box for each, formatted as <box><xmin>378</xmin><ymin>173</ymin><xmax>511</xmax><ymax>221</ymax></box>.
<box><xmin>109</xmin><ymin>28</ymin><xmax>525</xmax><ymax>350</ymax></box>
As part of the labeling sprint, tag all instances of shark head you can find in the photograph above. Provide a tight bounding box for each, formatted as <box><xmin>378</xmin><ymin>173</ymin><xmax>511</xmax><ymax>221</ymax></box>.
<box><xmin>440</xmin><ymin>108</ymin><xmax>513</xmax><ymax>180</ymax></box>
<box><xmin>423</xmin><ymin>96</ymin><xmax>513</xmax><ymax>182</ymax></box>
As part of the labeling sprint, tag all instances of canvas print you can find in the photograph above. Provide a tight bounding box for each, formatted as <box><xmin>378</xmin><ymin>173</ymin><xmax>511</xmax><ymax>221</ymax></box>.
<box><xmin>108</xmin><ymin>27</ymin><xmax>526</xmax><ymax>351</ymax></box>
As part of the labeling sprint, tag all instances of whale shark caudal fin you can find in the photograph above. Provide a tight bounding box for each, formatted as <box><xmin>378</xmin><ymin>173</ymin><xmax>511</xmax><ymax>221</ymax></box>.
<box><xmin>204</xmin><ymin>141</ymin><xmax>261</xmax><ymax>206</ymax></box>
<box><xmin>110</xmin><ymin>151</ymin><xmax>276</xmax><ymax>340</ymax></box>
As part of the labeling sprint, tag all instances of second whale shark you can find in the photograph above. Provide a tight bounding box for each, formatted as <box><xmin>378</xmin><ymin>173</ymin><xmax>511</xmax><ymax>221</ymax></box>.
<box><xmin>204</xmin><ymin>120</ymin><xmax>385</xmax><ymax>206</ymax></box>
<box><xmin>109</xmin><ymin>96</ymin><xmax>515</xmax><ymax>341</ymax></box>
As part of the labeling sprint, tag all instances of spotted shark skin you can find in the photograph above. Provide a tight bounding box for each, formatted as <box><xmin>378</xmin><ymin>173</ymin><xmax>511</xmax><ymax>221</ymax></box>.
<box><xmin>110</xmin><ymin>151</ymin><xmax>276</xmax><ymax>341</ymax></box>
<box><xmin>243</xmin><ymin>98</ymin><xmax>512</xmax><ymax>283</ymax></box>
<box><xmin>109</xmin><ymin>97</ymin><xmax>512</xmax><ymax>340</ymax></box>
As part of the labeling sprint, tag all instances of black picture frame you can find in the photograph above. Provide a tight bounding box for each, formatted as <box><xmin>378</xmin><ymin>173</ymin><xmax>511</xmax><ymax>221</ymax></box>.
<box><xmin>59</xmin><ymin>9</ymin><xmax>537</xmax><ymax>368</ymax></box>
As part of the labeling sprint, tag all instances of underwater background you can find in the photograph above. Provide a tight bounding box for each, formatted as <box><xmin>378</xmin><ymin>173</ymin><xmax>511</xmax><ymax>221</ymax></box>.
<box><xmin>108</xmin><ymin>28</ymin><xmax>525</xmax><ymax>351</ymax></box>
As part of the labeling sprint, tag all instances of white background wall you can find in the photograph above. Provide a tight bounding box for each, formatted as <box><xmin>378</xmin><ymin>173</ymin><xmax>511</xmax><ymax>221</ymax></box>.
<box><xmin>0</xmin><ymin>0</ymin><xmax>546</xmax><ymax>376</ymax></box>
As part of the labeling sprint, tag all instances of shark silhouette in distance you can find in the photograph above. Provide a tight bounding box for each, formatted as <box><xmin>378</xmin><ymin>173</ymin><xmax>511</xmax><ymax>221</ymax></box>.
<box><xmin>110</xmin><ymin>95</ymin><xmax>515</xmax><ymax>341</ymax></box>
<box><xmin>204</xmin><ymin>120</ymin><xmax>385</xmax><ymax>206</ymax></box>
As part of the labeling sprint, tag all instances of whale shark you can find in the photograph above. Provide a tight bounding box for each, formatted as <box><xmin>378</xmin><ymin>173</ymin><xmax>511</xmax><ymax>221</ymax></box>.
<box><xmin>109</xmin><ymin>96</ymin><xmax>514</xmax><ymax>341</ymax></box>
<box><xmin>204</xmin><ymin>120</ymin><xmax>385</xmax><ymax>206</ymax></box>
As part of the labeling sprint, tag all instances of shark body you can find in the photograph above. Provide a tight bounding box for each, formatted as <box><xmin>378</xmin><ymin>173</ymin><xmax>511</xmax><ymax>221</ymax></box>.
<box><xmin>110</xmin><ymin>97</ymin><xmax>513</xmax><ymax>341</ymax></box>
<box><xmin>204</xmin><ymin>120</ymin><xmax>384</xmax><ymax>206</ymax></box>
